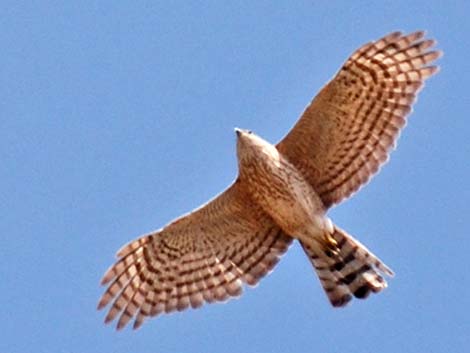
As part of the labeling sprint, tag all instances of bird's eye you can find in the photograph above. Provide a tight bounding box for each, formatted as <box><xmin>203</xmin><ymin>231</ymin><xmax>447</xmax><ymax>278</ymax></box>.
<box><xmin>247</xmin><ymin>130</ymin><xmax>253</xmax><ymax>134</ymax></box>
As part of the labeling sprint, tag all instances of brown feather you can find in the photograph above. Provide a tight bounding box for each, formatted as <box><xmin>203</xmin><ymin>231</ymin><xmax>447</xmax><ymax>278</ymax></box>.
<box><xmin>277</xmin><ymin>31</ymin><xmax>441</xmax><ymax>208</ymax></box>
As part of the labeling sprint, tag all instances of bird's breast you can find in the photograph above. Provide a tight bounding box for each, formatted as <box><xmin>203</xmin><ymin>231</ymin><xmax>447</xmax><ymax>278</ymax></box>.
<box><xmin>240</xmin><ymin>150</ymin><xmax>325</xmax><ymax>237</ymax></box>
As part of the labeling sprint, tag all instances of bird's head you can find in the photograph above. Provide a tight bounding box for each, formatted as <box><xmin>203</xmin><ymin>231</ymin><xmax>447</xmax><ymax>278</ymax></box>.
<box><xmin>235</xmin><ymin>128</ymin><xmax>257</xmax><ymax>157</ymax></box>
<box><xmin>235</xmin><ymin>128</ymin><xmax>279</xmax><ymax>166</ymax></box>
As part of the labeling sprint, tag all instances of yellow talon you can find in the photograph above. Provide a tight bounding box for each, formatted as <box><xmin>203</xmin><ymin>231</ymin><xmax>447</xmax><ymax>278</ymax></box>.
<box><xmin>323</xmin><ymin>232</ymin><xmax>339</xmax><ymax>256</ymax></box>
<box><xmin>325</xmin><ymin>232</ymin><xmax>337</xmax><ymax>248</ymax></box>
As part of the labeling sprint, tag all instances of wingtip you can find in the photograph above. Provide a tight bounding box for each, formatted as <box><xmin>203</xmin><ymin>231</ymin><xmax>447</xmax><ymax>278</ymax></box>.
<box><xmin>133</xmin><ymin>319</ymin><xmax>144</xmax><ymax>330</ymax></box>
<box><xmin>100</xmin><ymin>276</ymin><xmax>110</xmax><ymax>286</ymax></box>
<box><xmin>423</xmin><ymin>65</ymin><xmax>441</xmax><ymax>79</ymax></box>
<box><xmin>434</xmin><ymin>49</ymin><xmax>444</xmax><ymax>60</ymax></box>
<box><xmin>97</xmin><ymin>299</ymin><xmax>106</xmax><ymax>311</ymax></box>
<box><xmin>431</xmin><ymin>65</ymin><xmax>441</xmax><ymax>75</ymax></box>
<box><xmin>104</xmin><ymin>315</ymin><xmax>114</xmax><ymax>325</ymax></box>
<box><xmin>411</xmin><ymin>29</ymin><xmax>426</xmax><ymax>40</ymax></box>
<box><xmin>383</xmin><ymin>266</ymin><xmax>395</xmax><ymax>278</ymax></box>
<box><xmin>100</xmin><ymin>264</ymin><xmax>117</xmax><ymax>286</ymax></box>
<box><xmin>388</xmin><ymin>30</ymin><xmax>403</xmax><ymax>38</ymax></box>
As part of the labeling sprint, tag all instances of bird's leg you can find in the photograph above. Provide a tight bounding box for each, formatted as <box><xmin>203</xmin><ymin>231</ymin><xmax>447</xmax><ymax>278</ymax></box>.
<box><xmin>310</xmin><ymin>230</ymin><xmax>339</xmax><ymax>257</ymax></box>
<box><xmin>323</xmin><ymin>232</ymin><xmax>339</xmax><ymax>257</ymax></box>
<box><xmin>319</xmin><ymin>217</ymin><xmax>339</xmax><ymax>256</ymax></box>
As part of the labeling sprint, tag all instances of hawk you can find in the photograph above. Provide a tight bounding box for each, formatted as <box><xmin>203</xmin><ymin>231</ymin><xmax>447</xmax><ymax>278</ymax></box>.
<box><xmin>98</xmin><ymin>31</ymin><xmax>441</xmax><ymax>330</ymax></box>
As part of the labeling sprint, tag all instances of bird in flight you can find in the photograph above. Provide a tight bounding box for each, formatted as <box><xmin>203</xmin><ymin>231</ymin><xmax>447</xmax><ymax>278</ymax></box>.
<box><xmin>98</xmin><ymin>31</ymin><xmax>441</xmax><ymax>330</ymax></box>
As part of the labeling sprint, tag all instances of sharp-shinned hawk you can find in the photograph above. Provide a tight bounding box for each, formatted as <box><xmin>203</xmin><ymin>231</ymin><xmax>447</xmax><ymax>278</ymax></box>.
<box><xmin>98</xmin><ymin>31</ymin><xmax>441</xmax><ymax>330</ymax></box>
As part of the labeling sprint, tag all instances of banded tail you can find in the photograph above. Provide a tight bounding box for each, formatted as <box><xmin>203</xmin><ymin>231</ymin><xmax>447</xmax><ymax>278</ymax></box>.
<box><xmin>300</xmin><ymin>226</ymin><xmax>394</xmax><ymax>307</ymax></box>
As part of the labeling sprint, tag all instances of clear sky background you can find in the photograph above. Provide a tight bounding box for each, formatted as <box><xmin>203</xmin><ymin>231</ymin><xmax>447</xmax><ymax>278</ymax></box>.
<box><xmin>2</xmin><ymin>1</ymin><xmax>469</xmax><ymax>352</ymax></box>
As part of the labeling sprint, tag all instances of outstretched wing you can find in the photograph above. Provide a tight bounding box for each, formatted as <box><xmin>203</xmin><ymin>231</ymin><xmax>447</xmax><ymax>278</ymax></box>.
<box><xmin>277</xmin><ymin>31</ymin><xmax>441</xmax><ymax>209</ymax></box>
<box><xmin>97</xmin><ymin>181</ymin><xmax>292</xmax><ymax>330</ymax></box>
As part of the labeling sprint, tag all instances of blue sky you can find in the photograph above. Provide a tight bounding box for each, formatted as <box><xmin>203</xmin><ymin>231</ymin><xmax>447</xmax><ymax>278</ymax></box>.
<box><xmin>2</xmin><ymin>1</ymin><xmax>469</xmax><ymax>352</ymax></box>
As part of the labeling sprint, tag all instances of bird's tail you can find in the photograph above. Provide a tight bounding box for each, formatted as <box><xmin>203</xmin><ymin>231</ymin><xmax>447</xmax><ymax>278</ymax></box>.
<box><xmin>300</xmin><ymin>225</ymin><xmax>394</xmax><ymax>307</ymax></box>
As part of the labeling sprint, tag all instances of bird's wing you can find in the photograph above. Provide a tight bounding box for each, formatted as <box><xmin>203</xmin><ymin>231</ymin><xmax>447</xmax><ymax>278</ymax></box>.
<box><xmin>277</xmin><ymin>31</ymin><xmax>441</xmax><ymax>209</ymax></box>
<box><xmin>98</xmin><ymin>180</ymin><xmax>292</xmax><ymax>330</ymax></box>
